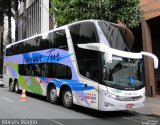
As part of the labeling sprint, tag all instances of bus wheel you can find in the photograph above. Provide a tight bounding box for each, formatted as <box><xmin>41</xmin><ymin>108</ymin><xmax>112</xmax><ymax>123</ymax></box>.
<box><xmin>48</xmin><ymin>86</ymin><xmax>59</xmax><ymax>104</ymax></box>
<box><xmin>14</xmin><ymin>81</ymin><xmax>19</xmax><ymax>93</ymax></box>
<box><xmin>62</xmin><ymin>88</ymin><xmax>73</xmax><ymax>108</ymax></box>
<box><xmin>9</xmin><ymin>82</ymin><xmax>14</xmax><ymax>92</ymax></box>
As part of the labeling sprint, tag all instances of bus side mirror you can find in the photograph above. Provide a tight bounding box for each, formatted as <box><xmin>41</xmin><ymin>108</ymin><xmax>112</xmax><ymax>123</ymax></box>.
<box><xmin>141</xmin><ymin>51</ymin><xmax>158</xmax><ymax>69</ymax></box>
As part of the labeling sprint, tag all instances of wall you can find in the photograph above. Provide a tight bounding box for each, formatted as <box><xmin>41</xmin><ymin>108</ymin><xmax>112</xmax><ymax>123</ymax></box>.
<box><xmin>140</xmin><ymin>0</ymin><xmax>160</xmax><ymax>20</ymax></box>
<box><xmin>18</xmin><ymin>0</ymin><xmax>49</xmax><ymax>40</ymax></box>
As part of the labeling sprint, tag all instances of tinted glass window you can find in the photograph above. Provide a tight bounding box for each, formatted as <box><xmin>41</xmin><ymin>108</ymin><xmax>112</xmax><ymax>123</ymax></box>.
<box><xmin>98</xmin><ymin>21</ymin><xmax>129</xmax><ymax>51</ymax></box>
<box><xmin>6</xmin><ymin>48</ymin><xmax>9</xmax><ymax>56</ymax></box>
<box><xmin>6</xmin><ymin>30</ymin><xmax>68</xmax><ymax>56</ymax></box>
<box><xmin>69</xmin><ymin>22</ymin><xmax>101</xmax><ymax>82</ymax></box>
<box><xmin>18</xmin><ymin>63</ymin><xmax>72</xmax><ymax>79</ymax></box>
<box><xmin>69</xmin><ymin>22</ymin><xmax>97</xmax><ymax>44</ymax></box>
<box><xmin>42</xmin><ymin>30</ymin><xmax>68</xmax><ymax>50</ymax></box>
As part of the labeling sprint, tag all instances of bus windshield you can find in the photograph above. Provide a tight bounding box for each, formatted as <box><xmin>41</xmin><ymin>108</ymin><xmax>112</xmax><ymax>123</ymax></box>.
<box><xmin>98</xmin><ymin>20</ymin><xmax>134</xmax><ymax>51</ymax></box>
<box><xmin>103</xmin><ymin>56</ymin><xmax>144</xmax><ymax>90</ymax></box>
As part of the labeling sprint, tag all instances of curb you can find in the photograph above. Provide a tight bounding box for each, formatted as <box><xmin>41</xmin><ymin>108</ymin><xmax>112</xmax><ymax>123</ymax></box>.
<box><xmin>146</xmin><ymin>114</ymin><xmax>160</xmax><ymax>118</ymax></box>
<box><xmin>130</xmin><ymin>111</ymin><xmax>160</xmax><ymax>118</ymax></box>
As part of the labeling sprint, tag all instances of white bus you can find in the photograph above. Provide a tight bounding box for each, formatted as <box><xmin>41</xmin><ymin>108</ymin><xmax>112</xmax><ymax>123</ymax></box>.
<box><xmin>3</xmin><ymin>20</ymin><xmax>158</xmax><ymax>111</ymax></box>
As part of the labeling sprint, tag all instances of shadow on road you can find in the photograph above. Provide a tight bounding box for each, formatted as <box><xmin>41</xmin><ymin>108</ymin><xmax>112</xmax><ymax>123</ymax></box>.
<box><xmin>19</xmin><ymin>90</ymin><xmax>47</xmax><ymax>102</ymax></box>
<box><xmin>5</xmin><ymin>88</ymin><xmax>137</xmax><ymax>119</ymax></box>
<box><xmin>72</xmin><ymin>105</ymin><xmax>137</xmax><ymax>118</ymax></box>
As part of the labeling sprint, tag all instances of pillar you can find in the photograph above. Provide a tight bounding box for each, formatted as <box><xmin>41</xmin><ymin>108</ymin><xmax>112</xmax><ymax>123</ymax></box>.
<box><xmin>141</xmin><ymin>21</ymin><xmax>156</xmax><ymax>97</ymax></box>
<box><xmin>41</xmin><ymin>0</ymin><xmax>49</xmax><ymax>34</ymax></box>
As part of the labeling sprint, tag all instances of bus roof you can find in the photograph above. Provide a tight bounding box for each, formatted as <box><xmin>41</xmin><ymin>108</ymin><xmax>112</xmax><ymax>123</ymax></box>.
<box><xmin>6</xmin><ymin>19</ymin><xmax>128</xmax><ymax>49</ymax></box>
<box><xmin>6</xmin><ymin>19</ymin><xmax>99</xmax><ymax>49</ymax></box>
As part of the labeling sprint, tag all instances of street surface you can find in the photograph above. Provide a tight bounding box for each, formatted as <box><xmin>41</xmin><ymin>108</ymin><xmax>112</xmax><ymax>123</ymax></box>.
<box><xmin>0</xmin><ymin>87</ymin><xmax>159</xmax><ymax>125</ymax></box>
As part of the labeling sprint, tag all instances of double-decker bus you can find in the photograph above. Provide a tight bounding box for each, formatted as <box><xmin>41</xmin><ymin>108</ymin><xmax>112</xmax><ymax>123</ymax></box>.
<box><xmin>3</xmin><ymin>20</ymin><xmax>158</xmax><ymax>111</ymax></box>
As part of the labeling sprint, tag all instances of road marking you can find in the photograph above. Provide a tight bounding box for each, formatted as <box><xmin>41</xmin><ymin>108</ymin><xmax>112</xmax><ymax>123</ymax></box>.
<box><xmin>1</xmin><ymin>97</ymin><xmax>14</xmax><ymax>103</ymax></box>
<box><xmin>50</xmin><ymin>120</ymin><xmax>64</xmax><ymax>125</ymax></box>
<box><xmin>123</xmin><ymin>117</ymin><xmax>142</xmax><ymax>123</ymax></box>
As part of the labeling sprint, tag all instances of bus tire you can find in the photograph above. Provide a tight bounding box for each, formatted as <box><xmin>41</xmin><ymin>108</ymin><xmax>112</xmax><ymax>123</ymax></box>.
<box><xmin>62</xmin><ymin>87</ymin><xmax>73</xmax><ymax>108</ymax></box>
<box><xmin>48</xmin><ymin>85</ymin><xmax>59</xmax><ymax>104</ymax></box>
<box><xmin>14</xmin><ymin>81</ymin><xmax>19</xmax><ymax>93</ymax></box>
<box><xmin>9</xmin><ymin>80</ymin><xmax>14</xmax><ymax>92</ymax></box>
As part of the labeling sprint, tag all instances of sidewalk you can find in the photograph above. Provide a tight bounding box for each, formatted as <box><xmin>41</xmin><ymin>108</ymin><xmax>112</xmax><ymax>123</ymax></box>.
<box><xmin>132</xmin><ymin>95</ymin><xmax>160</xmax><ymax>117</ymax></box>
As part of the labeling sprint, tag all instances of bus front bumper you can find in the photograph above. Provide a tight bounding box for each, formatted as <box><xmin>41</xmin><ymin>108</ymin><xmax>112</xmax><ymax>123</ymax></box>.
<box><xmin>98</xmin><ymin>94</ymin><xmax>145</xmax><ymax>111</ymax></box>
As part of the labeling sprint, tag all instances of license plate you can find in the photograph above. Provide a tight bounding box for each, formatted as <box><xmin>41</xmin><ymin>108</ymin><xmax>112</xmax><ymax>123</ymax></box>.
<box><xmin>126</xmin><ymin>104</ymin><xmax>134</xmax><ymax>108</ymax></box>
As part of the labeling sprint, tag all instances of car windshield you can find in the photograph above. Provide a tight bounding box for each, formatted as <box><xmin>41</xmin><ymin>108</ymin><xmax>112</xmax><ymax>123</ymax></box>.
<box><xmin>103</xmin><ymin>56</ymin><xmax>144</xmax><ymax>89</ymax></box>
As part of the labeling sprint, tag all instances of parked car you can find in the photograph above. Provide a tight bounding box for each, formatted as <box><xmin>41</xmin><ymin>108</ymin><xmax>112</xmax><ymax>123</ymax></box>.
<box><xmin>0</xmin><ymin>74</ymin><xmax>4</xmax><ymax>87</ymax></box>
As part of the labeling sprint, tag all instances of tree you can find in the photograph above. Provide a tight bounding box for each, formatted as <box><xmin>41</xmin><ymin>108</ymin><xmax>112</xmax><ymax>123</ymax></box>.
<box><xmin>0</xmin><ymin>0</ymin><xmax>11</xmax><ymax>56</ymax></box>
<box><xmin>0</xmin><ymin>0</ymin><xmax>14</xmax><ymax>73</ymax></box>
<box><xmin>7</xmin><ymin>0</ymin><xmax>12</xmax><ymax>44</ymax></box>
<box><xmin>13</xmin><ymin>0</ymin><xmax>23</xmax><ymax>41</ymax></box>
<box><xmin>22</xmin><ymin>0</ymin><xmax>27</xmax><ymax>39</ymax></box>
<box><xmin>0</xmin><ymin>0</ymin><xmax>13</xmax><ymax>44</ymax></box>
<box><xmin>14</xmin><ymin>0</ymin><xmax>19</xmax><ymax>42</ymax></box>
<box><xmin>50</xmin><ymin>0</ymin><xmax>143</xmax><ymax>28</ymax></box>
<box><xmin>0</xmin><ymin>0</ymin><xmax>5</xmax><ymax>74</ymax></box>
<box><xmin>0</xmin><ymin>1</ymin><xmax>4</xmax><ymax>57</ymax></box>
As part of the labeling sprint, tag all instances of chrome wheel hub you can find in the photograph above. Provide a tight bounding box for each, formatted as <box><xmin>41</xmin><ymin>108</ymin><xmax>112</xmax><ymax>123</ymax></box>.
<box><xmin>64</xmin><ymin>91</ymin><xmax>72</xmax><ymax>104</ymax></box>
<box><xmin>15</xmin><ymin>84</ymin><xmax>18</xmax><ymax>91</ymax></box>
<box><xmin>50</xmin><ymin>89</ymin><xmax>57</xmax><ymax>100</ymax></box>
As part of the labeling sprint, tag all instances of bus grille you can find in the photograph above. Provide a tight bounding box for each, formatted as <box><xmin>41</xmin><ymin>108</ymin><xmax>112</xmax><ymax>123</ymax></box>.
<box><xmin>117</xmin><ymin>96</ymin><xmax>143</xmax><ymax>101</ymax></box>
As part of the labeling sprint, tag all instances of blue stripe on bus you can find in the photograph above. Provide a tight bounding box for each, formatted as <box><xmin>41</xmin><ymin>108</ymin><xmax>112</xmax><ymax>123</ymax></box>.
<box><xmin>50</xmin><ymin>79</ymin><xmax>94</xmax><ymax>91</ymax></box>
<box><xmin>50</xmin><ymin>79</ymin><xmax>92</xmax><ymax>106</ymax></box>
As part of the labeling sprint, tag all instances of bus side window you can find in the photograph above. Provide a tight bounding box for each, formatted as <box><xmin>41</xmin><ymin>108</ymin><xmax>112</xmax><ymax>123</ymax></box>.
<box><xmin>10</xmin><ymin>45</ymin><xmax>14</xmax><ymax>56</ymax></box>
<box><xmin>70</xmin><ymin>22</ymin><xmax>97</xmax><ymax>44</ymax></box>
<box><xmin>69</xmin><ymin>22</ymin><xmax>100</xmax><ymax>82</ymax></box>
<box><xmin>41</xmin><ymin>63</ymin><xmax>46</xmax><ymax>77</ymax></box>
<box><xmin>35</xmin><ymin>36</ymin><xmax>41</xmax><ymax>50</ymax></box>
<box><xmin>18</xmin><ymin>64</ymin><xmax>28</xmax><ymax>76</ymax></box>
<box><xmin>48</xmin><ymin>32</ymin><xmax>55</xmax><ymax>49</ymax></box>
<box><xmin>47</xmin><ymin>30</ymin><xmax>68</xmax><ymax>50</ymax></box>
<box><xmin>32</xmin><ymin>64</ymin><xmax>41</xmax><ymax>77</ymax></box>
<box><xmin>70</xmin><ymin>22</ymin><xmax>100</xmax><ymax>81</ymax></box>
<box><xmin>54</xmin><ymin>30</ymin><xmax>68</xmax><ymax>50</ymax></box>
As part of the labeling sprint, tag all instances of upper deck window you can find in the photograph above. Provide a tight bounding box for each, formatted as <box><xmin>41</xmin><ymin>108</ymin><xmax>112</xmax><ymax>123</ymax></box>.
<box><xmin>98</xmin><ymin>21</ymin><xmax>133</xmax><ymax>51</ymax></box>
<box><xmin>69</xmin><ymin>22</ymin><xmax>98</xmax><ymax>44</ymax></box>
<box><xmin>6</xmin><ymin>30</ymin><xmax>68</xmax><ymax>56</ymax></box>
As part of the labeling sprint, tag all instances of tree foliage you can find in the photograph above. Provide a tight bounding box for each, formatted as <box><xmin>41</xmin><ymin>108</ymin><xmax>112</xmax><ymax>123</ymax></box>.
<box><xmin>50</xmin><ymin>0</ymin><xmax>143</xmax><ymax>28</ymax></box>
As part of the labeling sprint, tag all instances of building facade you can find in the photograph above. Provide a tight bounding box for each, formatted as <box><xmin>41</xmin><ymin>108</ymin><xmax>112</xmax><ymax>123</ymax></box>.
<box><xmin>18</xmin><ymin>0</ymin><xmax>50</xmax><ymax>40</ymax></box>
<box><xmin>140</xmin><ymin>0</ymin><xmax>160</xmax><ymax>96</ymax></box>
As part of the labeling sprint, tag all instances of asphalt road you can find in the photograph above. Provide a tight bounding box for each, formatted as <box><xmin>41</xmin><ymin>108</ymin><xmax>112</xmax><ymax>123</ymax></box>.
<box><xmin>0</xmin><ymin>87</ymin><xmax>159</xmax><ymax>125</ymax></box>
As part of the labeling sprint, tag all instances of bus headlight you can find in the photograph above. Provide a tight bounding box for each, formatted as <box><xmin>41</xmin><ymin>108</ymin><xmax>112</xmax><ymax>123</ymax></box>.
<box><xmin>99</xmin><ymin>89</ymin><xmax>119</xmax><ymax>99</ymax></box>
<box><xmin>106</xmin><ymin>92</ymin><xmax>119</xmax><ymax>99</ymax></box>
<box><xmin>99</xmin><ymin>89</ymin><xmax>143</xmax><ymax>101</ymax></box>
